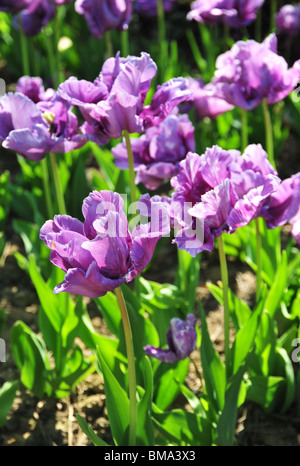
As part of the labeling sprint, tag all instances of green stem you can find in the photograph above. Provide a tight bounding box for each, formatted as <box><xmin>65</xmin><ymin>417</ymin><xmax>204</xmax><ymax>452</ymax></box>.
<box><xmin>19</xmin><ymin>16</ymin><xmax>30</xmax><ymax>75</ymax></box>
<box><xmin>41</xmin><ymin>158</ymin><xmax>54</xmax><ymax>218</ymax></box>
<box><xmin>255</xmin><ymin>218</ymin><xmax>262</xmax><ymax>302</ymax></box>
<box><xmin>45</xmin><ymin>28</ymin><xmax>58</xmax><ymax>87</ymax></box>
<box><xmin>270</xmin><ymin>0</ymin><xmax>277</xmax><ymax>33</ymax></box>
<box><xmin>156</xmin><ymin>0</ymin><xmax>168</xmax><ymax>79</ymax></box>
<box><xmin>198</xmin><ymin>23</ymin><xmax>215</xmax><ymax>77</ymax></box>
<box><xmin>241</xmin><ymin>108</ymin><xmax>248</xmax><ymax>151</ymax></box>
<box><xmin>217</xmin><ymin>236</ymin><xmax>230</xmax><ymax>378</ymax></box>
<box><xmin>123</xmin><ymin>130</ymin><xmax>137</xmax><ymax>205</ymax></box>
<box><xmin>121</xmin><ymin>29</ymin><xmax>129</xmax><ymax>57</ymax></box>
<box><xmin>105</xmin><ymin>30</ymin><xmax>113</xmax><ymax>58</ymax></box>
<box><xmin>49</xmin><ymin>153</ymin><xmax>66</xmax><ymax>215</ymax></box>
<box><xmin>54</xmin><ymin>8</ymin><xmax>64</xmax><ymax>85</ymax></box>
<box><xmin>115</xmin><ymin>287</ymin><xmax>137</xmax><ymax>446</ymax></box>
<box><xmin>255</xmin><ymin>6</ymin><xmax>262</xmax><ymax>42</ymax></box>
<box><xmin>262</xmin><ymin>99</ymin><xmax>275</xmax><ymax>168</ymax></box>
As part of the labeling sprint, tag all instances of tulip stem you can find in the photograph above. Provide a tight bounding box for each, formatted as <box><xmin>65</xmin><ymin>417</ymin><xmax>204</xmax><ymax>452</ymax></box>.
<box><xmin>123</xmin><ymin>130</ymin><xmax>137</xmax><ymax>205</ymax></box>
<box><xmin>262</xmin><ymin>99</ymin><xmax>275</xmax><ymax>168</ymax></box>
<box><xmin>241</xmin><ymin>108</ymin><xmax>248</xmax><ymax>150</ymax></box>
<box><xmin>49</xmin><ymin>153</ymin><xmax>66</xmax><ymax>215</ymax></box>
<box><xmin>41</xmin><ymin>158</ymin><xmax>54</xmax><ymax>218</ymax></box>
<box><xmin>156</xmin><ymin>0</ymin><xmax>168</xmax><ymax>80</ymax></box>
<box><xmin>105</xmin><ymin>31</ymin><xmax>113</xmax><ymax>58</ymax></box>
<box><xmin>217</xmin><ymin>236</ymin><xmax>230</xmax><ymax>379</ymax></box>
<box><xmin>255</xmin><ymin>218</ymin><xmax>262</xmax><ymax>302</ymax></box>
<box><xmin>115</xmin><ymin>286</ymin><xmax>137</xmax><ymax>446</ymax></box>
<box><xmin>270</xmin><ymin>0</ymin><xmax>277</xmax><ymax>33</ymax></box>
<box><xmin>19</xmin><ymin>16</ymin><xmax>30</xmax><ymax>76</ymax></box>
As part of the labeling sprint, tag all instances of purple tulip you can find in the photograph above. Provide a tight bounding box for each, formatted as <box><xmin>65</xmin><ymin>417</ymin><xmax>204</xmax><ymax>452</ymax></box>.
<box><xmin>184</xmin><ymin>78</ymin><xmax>234</xmax><ymax>120</ymax></box>
<box><xmin>169</xmin><ymin>144</ymin><xmax>280</xmax><ymax>256</ymax></box>
<box><xmin>212</xmin><ymin>34</ymin><xmax>300</xmax><ymax>110</ymax></box>
<box><xmin>140</xmin><ymin>77</ymin><xmax>193</xmax><ymax>128</ymax></box>
<box><xmin>134</xmin><ymin>0</ymin><xmax>176</xmax><ymax>17</ymax></box>
<box><xmin>40</xmin><ymin>190</ymin><xmax>170</xmax><ymax>298</ymax></box>
<box><xmin>276</xmin><ymin>5</ymin><xmax>300</xmax><ymax>37</ymax></box>
<box><xmin>263</xmin><ymin>173</ymin><xmax>300</xmax><ymax>244</ymax></box>
<box><xmin>19</xmin><ymin>0</ymin><xmax>56</xmax><ymax>36</ymax></box>
<box><xmin>58</xmin><ymin>52</ymin><xmax>157</xmax><ymax>143</ymax></box>
<box><xmin>112</xmin><ymin>113</ymin><xmax>195</xmax><ymax>190</ymax></box>
<box><xmin>144</xmin><ymin>314</ymin><xmax>197</xmax><ymax>363</ymax></box>
<box><xmin>75</xmin><ymin>0</ymin><xmax>132</xmax><ymax>39</ymax></box>
<box><xmin>187</xmin><ymin>0</ymin><xmax>264</xmax><ymax>28</ymax></box>
<box><xmin>16</xmin><ymin>76</ymin><xmax>55</xmax><ymax>103</ymax></box>
<box><xmin>0</xmin><ymin>0</ymin><xmax>30</xmax><ymax>12</ymax></box>
<box><xmin>0</xmin><ymin>92</ymin><xmax>86</xmax><ymax>160</ymax></box>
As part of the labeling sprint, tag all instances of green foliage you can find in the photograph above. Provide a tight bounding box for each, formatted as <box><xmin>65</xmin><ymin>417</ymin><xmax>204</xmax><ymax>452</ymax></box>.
<box><xmin>0</xmin><ymin>380</ymin><xmax>19</xmax><ymax>428</ymax></box>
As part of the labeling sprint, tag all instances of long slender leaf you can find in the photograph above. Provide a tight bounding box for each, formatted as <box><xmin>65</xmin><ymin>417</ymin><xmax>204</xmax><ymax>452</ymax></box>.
<box><xmin>96</xmin><ymin>347</ymin><xmax>130</xmax><ymax>446</ymax></box>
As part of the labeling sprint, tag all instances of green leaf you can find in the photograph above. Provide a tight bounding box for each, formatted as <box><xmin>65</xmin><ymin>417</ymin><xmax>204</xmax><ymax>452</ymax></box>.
<box><xmin>28</xmin><ymin>255</ymin><xmax>65</xmax><ymax>333</ymax></box>
<box><xmin>76</xmin><ymin>414</ymin><xmax>110</xmax><ymax>446</ymax></box>
<box><xmin>136</xmin><ymin>356</ymin><xmax>155</xmax><ymax>446</ymax></box>
<box><xmin>96</xmin><ymin>347</ymin><xmax>130</xmax><ymax>446</ymax></box>
<box><xmin>10</xmin><ymin>321</ymin><xmax>52</xmax><ymax>398</ymax></box>
<box><xmin>264</xmin><ymin>250</ymin><xmax>288</xmax><ymax>318</ymax></box>
<box><xmin>199</xmin><ymin>304</ymin><xmax>226</xmax><ymax>413</ymax></box>
<box><xmin>207</xmin><ymin>282</ymin><xmax>251</xmax><ymax>330</ymax></box>
<box><xmin>246</xmin><ymin>375</ymin><xmax>286</xmax><ymax>413</ymax></box>
<box><xmin>230</xmin><ymin>302</ymin><xmax>262</xmax><ymax>375</ymax></box>
<box><xmin>153</xmin><ymin>358</ymin><xmax>190</xmax><ymax>410</ymax></box>
<box><xmin>152</xmin><ymin>408</ymin><xmax>213</xmax><ymax>446</ymax></box>
<box><xmin>0</xmin><ymin>380</ymin><xmax>19</xmax><ymax>427</ymax></box>
<box><xmin>94</xmin><ymin>292</ymin><xmax>121</xmax><ymax>337</ymax></box>
<box><xmin>215</xmin><ymin>366</ymin><xmax>246</xmax><ymax>446</ymax></box>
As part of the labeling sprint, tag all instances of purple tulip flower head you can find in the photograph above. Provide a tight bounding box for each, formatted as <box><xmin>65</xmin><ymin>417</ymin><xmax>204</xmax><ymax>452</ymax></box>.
<box><xmin>18</xmin><ymin>0</ymin><xmax>56</xmax><ymax>36</ymax></box>
<box><xmin>16</xmin><ymin>76</ymin><xmax>55</xmax><ymax>103</ymax></box>
<box><xmin>112</xmin><ymin>113</ymin><xmax>195</xmax><ymax>190</ymax></box>
<box><xmin>58</xmin><ymin>51</ymin><xmax>157</xmax><ymax>144</ymax></box>
<box><xmin>0</xmin><ymin>0</ymin><xmax>30</xmax><ymax>13</ymax></box>
<box><xmin>276</xmin><ymin>5</ymin><xmax>300</xmax><ymax>37</ymax></box>
<box><xmin>170</xmin><ymin>144</ymin><xmax>280</xmax><ymax>256</ymax></box>
<box><xmin>184</xmin><ymin>78</ymin><xmax>234</xmax><ymax>120</ymax></box>
<box><xmin>75</xmin><ymin>0</ymin><xmax>132</xmax><ymax>39</ymax></box>
<box><xmin>187</xmin><ymin>0</ymin><xmax>264</xmax><ymax>28</ymax></box>
<box><xmin>212</xmin><ymin>34</ymin><xmax>300</xmax><ymax>110</ymax></box>
<box><xmin>0</xmin><ymin>91</ymin><xmax>86</xmax><ymax>160</ymax></box>
<box><xmin>140</xmin><ymin>77</ymin><xmax>193</xmax><ymax>129</ymax></box>
<box><xmin>40</xmin><ymin>190</ymin><xmax>170</xmax><ymax>298</ymax></box>
<box><xmin>144</xmin><ymin>313</ymin><xmax>197</xmax><ymax>363</ymax></box>
<box><xmin>263</xmin><ymin>173</ymin><xmax>300</xmax><ymax>244</ymax></box>
<box><xmin>134</xmin><ymin>0</ymin><xmax>176</xmax><ymax>17</ymax></box>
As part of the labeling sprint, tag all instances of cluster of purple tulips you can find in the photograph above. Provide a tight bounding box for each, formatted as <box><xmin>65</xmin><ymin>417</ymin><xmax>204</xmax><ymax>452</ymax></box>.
<box><xmin>1</xmin><ymin>0</ymin><xmax>300</xmax><ymax>366</ymax></box>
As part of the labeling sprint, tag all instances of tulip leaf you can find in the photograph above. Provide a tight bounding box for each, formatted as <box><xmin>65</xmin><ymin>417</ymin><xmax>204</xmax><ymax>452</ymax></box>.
<box><xmin>136</xmin><ymin>356</ymin><xmax>155</xmax><ymax>446</ymax></box>
<box><xmin>153</xmin><ymin>358</ymin><xmax>190</xmax><ymax>410</ymax></box>
<box><xmin>10</xmin><ymin>321</ymin><xmax>52</xmax><ymax>398</ymax></box>
<box><xmin>264</xmin><ymin>250</ymin><xmax>288</xmax><ymax>318</ymax></box>
<box><xmin>230</xmin><ymin>301</ymin><xmax>262</xmax><ymax>376</ymax></box>
<box><xmin>76</xmin><ymin>414</ymin><xmax>110</xmax><ymax>446</ymax></box>
<box><xmin>199</xmin><ymin>303</ymin><xmax>226</xmax><ymax>413</ymax></box>
<box><xmin>215</xmin><ymin>365</ymin><xmax>246</xmax><ymax>446</ymax></box>
<box><xmin>0</xmin><ymin>380</ymin><xmax>19</xmax><ymax>427</ymax></box>
<box><xmin>152</xmin><ymin>408</ymin><xmax>213</xmax><ymax>446</ymax></box>
<box><xmin>96</xmin><ymin>347</ymin><xmax>130</xmax><ymax>446</ymax></box>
